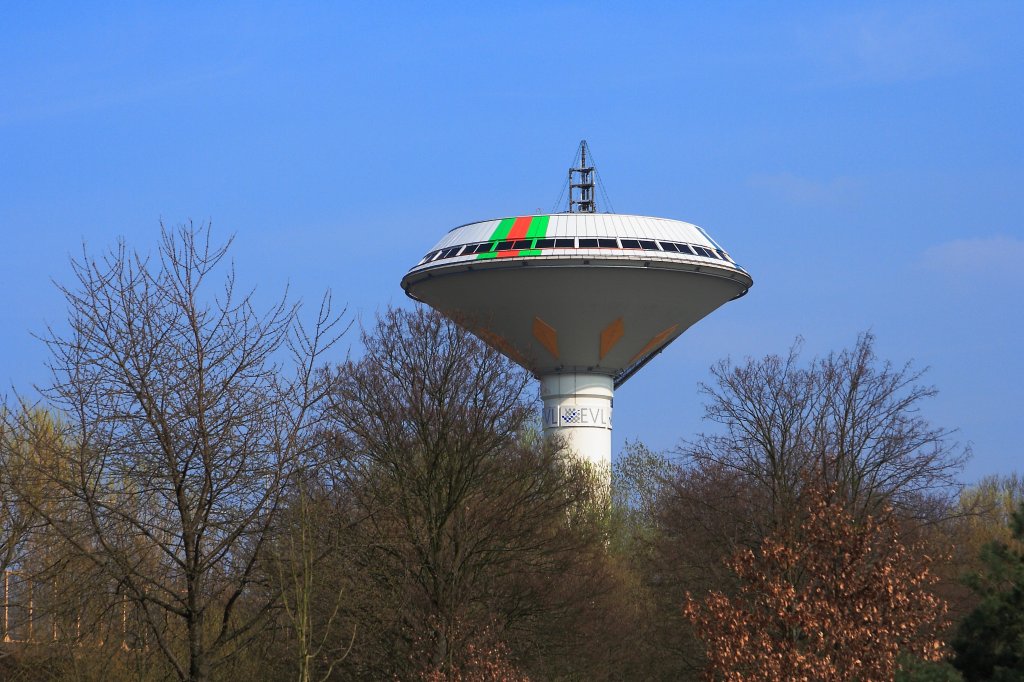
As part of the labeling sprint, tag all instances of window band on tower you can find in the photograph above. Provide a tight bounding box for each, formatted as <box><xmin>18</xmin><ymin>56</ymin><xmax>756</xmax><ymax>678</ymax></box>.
<box><xmin>418</xmin><ymin>235</ymin><xmax>737</xmax><ymax>266</ymax></box>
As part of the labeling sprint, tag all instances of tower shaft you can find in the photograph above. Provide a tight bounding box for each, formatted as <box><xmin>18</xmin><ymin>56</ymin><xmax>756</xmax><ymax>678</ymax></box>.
<box><xmin>540</xmin><ymin>372</ymin><xmax>613</xmax><ymax>476</ymax></box>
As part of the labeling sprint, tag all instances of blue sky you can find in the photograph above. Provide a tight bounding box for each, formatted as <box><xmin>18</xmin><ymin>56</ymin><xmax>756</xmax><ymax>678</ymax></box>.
<box><xmin>2</xmin><ymin>2</ymin><xmax>1021</xmax><ymax>481</ymax></box>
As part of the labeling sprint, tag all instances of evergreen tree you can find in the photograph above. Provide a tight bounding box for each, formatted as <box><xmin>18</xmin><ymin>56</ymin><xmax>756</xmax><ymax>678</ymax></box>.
<box><xmin>952</xmin><ymin>501</ymin><xmax>1024</xmax><ymax>681</ymax></box>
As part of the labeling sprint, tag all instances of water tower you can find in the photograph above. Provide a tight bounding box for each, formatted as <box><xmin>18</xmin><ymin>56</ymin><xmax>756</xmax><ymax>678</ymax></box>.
<box><xmin>401</xmin><ymin>142</ymin><xmax>752</xmax><ymax>472</ymax></box>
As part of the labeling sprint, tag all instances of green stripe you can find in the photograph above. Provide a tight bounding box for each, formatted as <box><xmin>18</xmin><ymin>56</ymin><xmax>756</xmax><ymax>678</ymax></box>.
<box><xmin>489</xmin><ymin>218</ymin><xmax>516</xmax><ymax>241</ymax></box>
<box><xmin>525</xmin><ymin>215</ymin><xmax>549</xmax><ymax>239</ymax></box>
<box><xmin>520</xmin><ymin>216</ymin><xmax>549</xmax><ymax>257</ymax></box>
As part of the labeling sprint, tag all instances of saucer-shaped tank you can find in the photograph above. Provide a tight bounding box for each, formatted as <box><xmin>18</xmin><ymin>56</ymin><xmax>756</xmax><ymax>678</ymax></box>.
<box><xmin>401</xmin><ymin>213</ymin><xmax>753</xmax><ymax>387</ymax></box>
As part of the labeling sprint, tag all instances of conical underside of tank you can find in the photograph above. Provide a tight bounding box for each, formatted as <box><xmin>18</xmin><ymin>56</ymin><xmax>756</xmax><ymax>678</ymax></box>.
<box><xmin>406</xmin><ymin>262</ymin><xmax>746</xmax><ymax>383</ymax></box>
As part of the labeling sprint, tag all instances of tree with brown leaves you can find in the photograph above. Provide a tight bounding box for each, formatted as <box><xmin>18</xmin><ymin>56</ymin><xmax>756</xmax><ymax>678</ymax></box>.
<box><xmin>684</xmin><ymin>487</ymin><xmax>948</xmax><ymax>681</ymax></box>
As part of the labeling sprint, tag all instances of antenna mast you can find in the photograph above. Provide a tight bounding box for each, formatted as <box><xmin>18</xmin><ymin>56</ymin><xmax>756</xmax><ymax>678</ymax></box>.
<box><xmin>568</xmin><ymin>140</ymin><xmax>596</xmax><ymax>213</ymax></box>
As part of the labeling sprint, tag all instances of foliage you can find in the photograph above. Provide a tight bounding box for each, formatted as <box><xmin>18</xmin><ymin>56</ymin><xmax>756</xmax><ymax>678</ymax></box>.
<box><xmin>0</xmin><ymin>409</ymin><xmax>57</xmax><ymax>575</ymax></box>
<box><xmin>413</xmin><ymin>619</ymin><xmax>530</xmax><ymax>682</ymax></box>
<box><xmin>0</xmin><ymin>234</ymin><xmax>986</xmax><ymax>681</ymax></box>
<box><xmin>951</xmin><ymin>500</ymin><xmax>1024</xmax><ymax>681</ymax></box>
<box><xmin>270</xmin><ymin>474</ymin><xmax>354</xmax><ymax>682</ymax></box>
<box><xmin>684</xmin><ymin>485</ymin><xmax>948</xmax><ymax>681</ymax></box>
<box><xmin>955</xmin><ymin>474</ymin><xmax>1024</xmax><ymax>559</ymax></box>
<box><xmin>931</xmin><ymin>473</ymin><xmax>1024</xmax><ymax>626</ymax></box>
<box><xmin>631</xmin><ymin>334</ymin><xmax>970</xmax><ymax>675</ymax></box>
<box><xmin>896</xmin><ymin>654</ymin><xmax>964</xmax><ymax>681</ymax></box>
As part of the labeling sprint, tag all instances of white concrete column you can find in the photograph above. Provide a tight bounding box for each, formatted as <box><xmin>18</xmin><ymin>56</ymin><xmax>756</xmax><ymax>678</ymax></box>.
<box><xmin>540</xmin><ymin>373</ymin><xmax>613</xmax><ymax>477</ymax></box>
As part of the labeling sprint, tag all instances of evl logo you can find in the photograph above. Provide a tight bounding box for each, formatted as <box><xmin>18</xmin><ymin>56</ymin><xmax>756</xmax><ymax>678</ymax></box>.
<box><xmin>542</xmin><ymin>406</ymin><xmax>612</xmax><ymax>429</ymax></box>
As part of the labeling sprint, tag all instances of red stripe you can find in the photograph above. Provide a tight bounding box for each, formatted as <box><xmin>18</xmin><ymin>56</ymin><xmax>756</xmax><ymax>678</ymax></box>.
<box><xmin>507</xmin><ymin>216</ymin><xmax>532</xmax><ymax>240</ymax></box>
<box><xmin>496</xmin><ymin>216</ymin><xmax>533</xmax><ymax>258</ymax></box>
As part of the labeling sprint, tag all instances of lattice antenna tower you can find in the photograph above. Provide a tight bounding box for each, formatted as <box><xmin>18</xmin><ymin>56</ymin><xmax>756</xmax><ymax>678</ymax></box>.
<box><xmin>568</xmin><ymin>139</ymin><xmax>596</xmax><ymax>213</ymax></box>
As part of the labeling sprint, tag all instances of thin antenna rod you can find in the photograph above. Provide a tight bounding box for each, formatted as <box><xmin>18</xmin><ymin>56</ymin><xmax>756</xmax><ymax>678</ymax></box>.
<box><xmin>568</xmin><ymin>140</ymin><xmax>596</xmax><ymax>213</ymax></box>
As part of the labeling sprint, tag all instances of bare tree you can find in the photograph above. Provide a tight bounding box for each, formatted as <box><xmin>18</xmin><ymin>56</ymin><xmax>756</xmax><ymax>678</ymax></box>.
<box><xmin>271</xmin><ymin>472</ymin><xmax>354</xmax><ymax>682</ymax></box>
<box><xmin>15</xmin><ymin>223</ymin><xmax>343</xmax><ymax>681</ymax></box>
<box><xmin>323</xmin><ymin>307</ymin><xmax>602</xmax><ymax>679</ymax></box>
<box><xmin>0</xmin><ymin>410</ymin><xmax>54</xmax><ymax>580</ymax></box>
<box><xmin>0</xmin><ymin>411</ymin><xmax>45</xmax><ymax>658</ymax></box>
<box><xmin>682</xmin><ymin>332</ymin><xmax>967</xmax><ymax>528</ymax></box>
